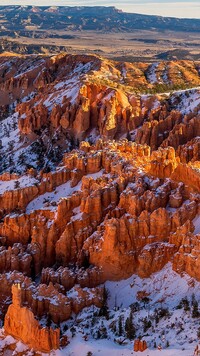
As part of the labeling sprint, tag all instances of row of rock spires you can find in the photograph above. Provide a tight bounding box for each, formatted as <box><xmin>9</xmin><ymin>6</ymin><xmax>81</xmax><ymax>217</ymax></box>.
<box><xmin>16</xmin><ymin>80</ymin><xmax>200</xmax><ymax>150</ymax></box>
<box><xmin>1</xmin><ymin>54</ymin><xmax>200</xmax><ymax>172</ymax></box>
<box><xmin>1</xmin><ymin>54</ymin><xmax>199</xmax><ymax>107</ymax></box>
<box><xmin>0</xmin><ymin>139</ymin><xmax>199</xmax><ymax>332</ymax></box>
<box><xmin>0</xmin><ymin>141</ymin><xmax>199</xmax><ymax>266</ymax></box>
<box><xmin>0</xmin><ymin>142</ymin><xmax>199</xmax><ymax>269</ymax></box>
<box><xmin>10</xmin><ymin>55</ymin><xmax>199</xmax><ymax>155</ymax></box>
<box><xmin>1</xmin><ymin>140</ymin><xmax>199</xmax><ymax>215</ymax></box>
<box><xmin>0</xmin><ymin>166</ymin><xmax>199</xmax><ymax>349</ymax></box>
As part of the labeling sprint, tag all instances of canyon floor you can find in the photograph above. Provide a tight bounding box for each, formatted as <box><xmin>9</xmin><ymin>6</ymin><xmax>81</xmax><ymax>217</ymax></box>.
<box><xmin>3</xmin><ymin>29</ymin><xmax>200</xmax><ymax>62</ymax></box>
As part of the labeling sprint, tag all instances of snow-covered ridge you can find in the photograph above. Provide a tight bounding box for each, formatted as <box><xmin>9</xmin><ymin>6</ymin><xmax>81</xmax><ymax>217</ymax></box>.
<box><xmin>171</xmin><ymin>88</ymin><xmax>200</xmax><ymax>115</ymax></box>
<box><xmin>0</xmin><ymin>175</ymin><xmax>38</xmax><ymax>195</ymax></box>
<box><xmin>26</xmin><ymin>170</ymin><xmax>104</xmax><ymax>213</ymax></box>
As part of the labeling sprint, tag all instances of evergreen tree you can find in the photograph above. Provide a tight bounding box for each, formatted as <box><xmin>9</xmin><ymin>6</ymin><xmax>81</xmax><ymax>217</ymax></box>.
<box><xmin>46</xmin><ymin>313</ymin><xmax>51</xmax><ymax>327</ymax></box>
<box><xmin>70</xmin><ymin>326</ymin><xmax>76</xmax><ymax>337</ymax></box>
<box><xmin>183</xmin><ymin>297</ymin><xmax>190</xmax><ymax>312</ymax></box>
<box><xmin>192</xmin><ymin>294</ymin><xmax>197</xmax><ymax>307</ymax></box>
<box><xmin>143</xmin><ymin>317</ymin><xmax>152</xmax><ymax>332</ymax></box>
<box><xmin>14</xmin><ymin>180</ymin><xmax>20</xmax><ymax>189</ymax></box>
<box><xmin>99</xmin><ymin>286</ymin><xmax>109</xmax><ymax>319</ymax></box>
<box><xmin>118</xmin><ymin>315</ymin><xmax>123</xmax><ymax>336</ymax></box>
<box><xmin>197</xmin><ymin>327</ymin><xmax>200</xmax><ymax>339</ymax></box>
<box><xmin>125</xmin><ymin>310</ymin><xmax>135</xmax><ymax>340</ymax></box>
<box><xmin>192</xmin><ymin>298</ymin><xmax>199</xmax><ymax>318</ymax></box>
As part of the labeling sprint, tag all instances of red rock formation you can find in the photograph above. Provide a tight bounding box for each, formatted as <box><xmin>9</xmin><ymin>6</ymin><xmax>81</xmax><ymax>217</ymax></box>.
<box><xmin>0</xmin><ymin>243</ymin><xmax>32</xmax><ymax>275</ymax></box>
<box><xmin>0</xmin><ymin>53</ymin><xmax>200</xmax><ymax>354</ymax></box>
<box><xmin>134</xmin><ymin>339</ymin><xmax>148</xmax><ymax>352</ymax></box>
<box><xmin>4</xmin><ymin>284</ymin><xmax>60</xmax><ymax>353</ymax></box>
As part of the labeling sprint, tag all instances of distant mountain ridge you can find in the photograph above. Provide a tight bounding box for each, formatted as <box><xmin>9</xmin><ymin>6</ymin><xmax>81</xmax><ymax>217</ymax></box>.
<box><xmin>0</xmin><ymin>5</ymin><xmax>200</xmax><ymax>34</ymax></box>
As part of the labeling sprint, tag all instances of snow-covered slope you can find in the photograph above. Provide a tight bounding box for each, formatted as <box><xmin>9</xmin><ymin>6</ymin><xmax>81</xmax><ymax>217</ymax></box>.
<box><xmin>1</xmin><ymin>264</ymin><xmax>199</xmax><ymax>356</ymax></box>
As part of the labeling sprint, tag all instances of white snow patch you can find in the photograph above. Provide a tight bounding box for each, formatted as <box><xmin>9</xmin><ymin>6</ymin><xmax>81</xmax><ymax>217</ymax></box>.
<box><xmin>0</xmin><ymin>175</ymin><xmax>38</xmax><ymax>195</ymax></box>
<box><xmin>26</xmin><ymin>170</ymin><xmax>104</xmax><ymax>213</ymax></box>
<box><xmin>146</xmin><ymin>63</ymin><xmax>159</xmax><ymax>84</ymax></box>
<box><xmin>26</xmin><ymin>180</ymin><xmax>82</xmax><ymax>213</ymax></box>
<box><xmin>193</xmin><ymin>215</ymin><xmax>200</xmax><ymax>234</ymax></box>
<box><xmin>106</xmin><ymin>263</ymin><xmax>200</xmax><ymax>310</ymax></box>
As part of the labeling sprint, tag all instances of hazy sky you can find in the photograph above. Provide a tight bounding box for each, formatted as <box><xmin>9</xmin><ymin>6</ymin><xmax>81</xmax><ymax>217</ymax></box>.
<box><xmin>1</xmin><ymin>0</ymin><xmax>200</xmax><ymax>19</ymax></box>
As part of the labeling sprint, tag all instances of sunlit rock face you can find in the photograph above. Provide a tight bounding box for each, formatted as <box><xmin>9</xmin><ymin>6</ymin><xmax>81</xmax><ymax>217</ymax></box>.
<box><xmin>0</xmin><ymin>53</ymin><xmax>199</xmax><ymax>354</ymax></box>
<box><xmin>4</xmin><ymin>284</ymin><xmax>60</xmax><ymax>353</ymax></box>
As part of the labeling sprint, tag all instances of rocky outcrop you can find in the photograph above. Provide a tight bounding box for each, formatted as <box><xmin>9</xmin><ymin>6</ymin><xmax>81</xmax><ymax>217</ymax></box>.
<box><xmin>134</xmin><ymin>339</ymin><xmax>148</xmax><ymax>352</ymax></box>
<box><xmin>176</xmin><ymin>137</ymin><xmax>200</xmax><ymax>163</ymax></box>
<box><xmin>0</xmin><ymin>184</ymin><xmax>39</xmax><ymax>213</ymax></box>
<box><xmin>18</xmin><ymin>103</ymin><xmax>49</xmax><ymax>134</ymax></box>
<box><xmin>41</xmin><ymin>265</ymin><xmax>104</xmax><ymax>289</ymax></box>
<box><xmin>0</xmin><ymin>243</ymin><xmax>32</xmax><ymax>275</ymax></box>
<box><xmin>4</xmin><ymin>284</ymin><xmax>60</xmax><ymax>353</ymax></box>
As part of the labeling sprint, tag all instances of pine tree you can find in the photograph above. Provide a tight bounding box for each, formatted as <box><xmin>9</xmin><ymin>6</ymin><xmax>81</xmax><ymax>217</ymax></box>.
<box><xmin>46</xmin><ymin>313</ymin><xmax>51</xmax><ymax>327</ymax></box>
<box><xmin>183</xmin><ymin>297</ymin><xmax>190</xmax><ymax>312</ymax></box>
<box><xmin>14</xmin><ymin>180</ymin><xmax>20</xmax><ymax>189</ymax></box>
<box><xmin>192</xmin><ymin>294</ymin><xmax>197</xmax><ymax>308</ymax></box>
<box><xmin>125</xmin><ymin>310</ymin><xmax>135</xmax><ymax>340</ymax></box>
<box><xmin>143</xmin><ymin>317</ymin><xmax>152</xmax><ymax>332</ymax></box>
<box><xmin>192</xmin><ymin>299</ymin><xmax>199</xmax><ymax>318</ymax></box>
<box><xmin>197</xmin><ymin>327</ymin><xmax>200</xmax><ymax>339</ymax></box>
<box><xmin>118</xmin><ymin>315</ymin><xmax>123</xmax><ymax>336</ymax></box>
<box><xmin>99</xmin><ymin>286</ymin><xmax>109</xmax><ymax>319</ymax></box>
<box><xmin>70</xmin><ymin>326</ymin><xmax>76</xmax><ymax>337</ymax></box>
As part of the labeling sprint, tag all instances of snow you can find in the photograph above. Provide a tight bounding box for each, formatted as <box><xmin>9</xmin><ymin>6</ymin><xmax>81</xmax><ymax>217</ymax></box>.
<box><xmin>26</xmin><ymin>170</ymin><xmax>104</xmax><ymax>213</ymax></box>
<box><xmin>162</xmin><ymin>65</ymin><xmax>169</xmax><ymax>84</ymax></box>
<box><xmin>13</xmin><ymin>58</ymin><xmax>45</xmax><ymax>79</ymax></box>
<box><xmin>146</xmin><ymin>63</ymin><xmax>159</xmax><ymax>84</ymax></box>
<box><xmin>0</xmin><ymin>112</ymin><xmax>36</xmax><ymax>175</ymax></box>
<box><xmin>171</xmin><ymin>88</ymin><xmax>200</xmax><ymax>115</ymax></box>
<box><xmin>0</xmin><ymin>175</ymin><xmax>38</xmax><ymax>195</ymax></box>
<box><xmin>73</xmin><ymin>62</ymin><xmax>92</xmax><ymax>75</ymax></box>
<box><xmin>15</xmin><ymin>341</ymin><xmax>29</xmax><ymax>353</ymax></box>
<box><xmin>43</xmin><ymin>62</ymin><xmax>93</xmax><ymax>109</ymax></box>
<box><xmin>87</xmin><ymin>170</ymin><xmax>104</xmax><ymax>180</ymax></box>
<box><xmin>21</xmin><ymin>91</ymin><xmax>36</xmax><ymax>103</ymax></box>
<box><xmin>106</xmin><ymin>263</ymin><xmax>200</xmax><ymax>309</ymax></box>
<box><xmin>121</xmin><ymin>65</ymin><xmax>127</xmax><ymax>79</ymax></box>
<box><xmin>71</xmin><ymin>206</ymin><xmax>82</xmax><ymax>221</ymax></box>
<box><xmin>193</xmin><ymin>215</ymin><xmax>200</xmax><ymax>235</ymax></box>
<box><xmin>0</xmin><ymin>113</ymin><xmax>19</xmax><ymax>150</ymax></box>
<box><xmin>26</xmin><ymin>180</ymin><xmax>82</xmax><ymax>213</ymax></box>
<box><xmin>57</xmin><ymin>264</ymin><xmax>200</xmax><ymax>355</ymax></box>
<box><xmin>1</xmin><ymin>264</ymin><xmax>200</xmax><ymax>355</ymax></box>
<box><xmin>43</xmin><ymin>83</ymin><xmax>79</xmax><ymax>108</ymax></box>
<box><xmin>0</xmin><ymin>332</ymin><xmax>194</xmax><ymax>356</ymax></box>
<box><xmin>57</xmin><ymin>264</ymin><xmax>200</xmax><ymax>356</ymax></box>
<box><xmin>0</xmin><ymin>334</ymin><xmax>16</xmax><ymax>348</ymax></box>
<box><xmin>55</xmin><ymin>338</ymin><xmax>194</xmax><ymax>356</ymax></box>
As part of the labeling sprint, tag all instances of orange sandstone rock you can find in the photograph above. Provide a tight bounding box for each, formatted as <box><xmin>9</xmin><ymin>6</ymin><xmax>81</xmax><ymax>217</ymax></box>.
<box><xmin>4</xmin><ymin>284</ymin><xmax>60</xmax><ymax>353</ymax></box>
